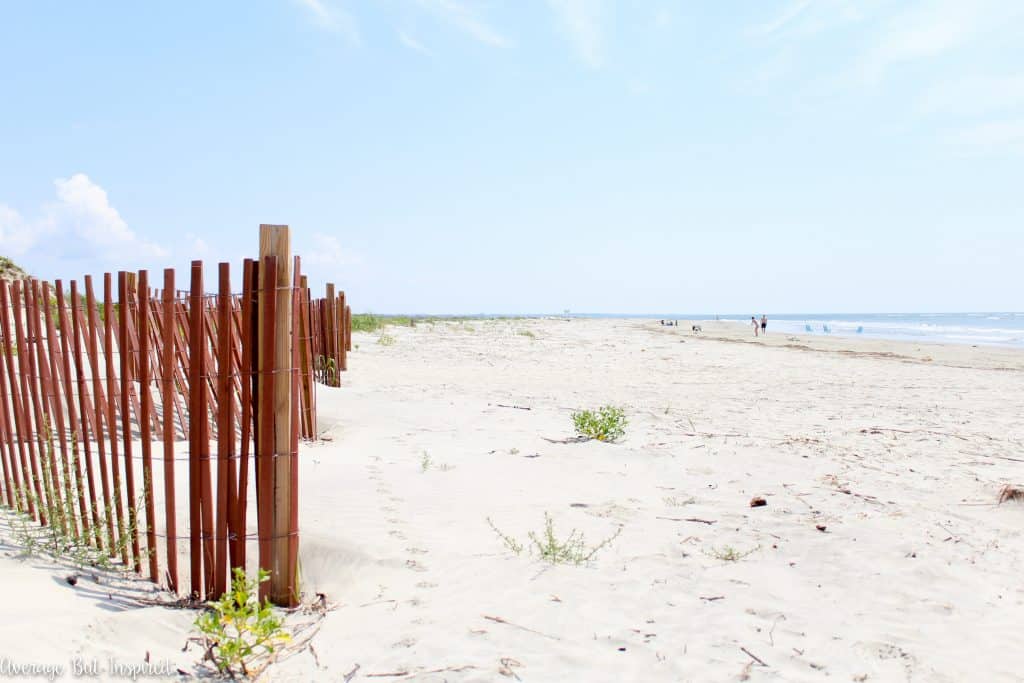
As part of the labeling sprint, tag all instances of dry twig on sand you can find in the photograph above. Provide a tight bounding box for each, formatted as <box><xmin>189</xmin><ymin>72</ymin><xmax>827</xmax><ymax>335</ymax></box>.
<box><xmin>483</xmin><ymin>615</ymin><xmax>561</xmax><ymax>641</ymax></box>
<box><xmin>741</xmin><ymin>646</ymin><xmax>768</xmax><ymax>667</ymax></box>
<box><xmin>496</xmin><ymin>403</ymin><xmax>531</xmax><ymax>410</ymax></box>
<box><xmin>656</xmin><ymin>516</ymin><xmax>716</xmax><ymax>524</ymax></box>
<box><xmin>998</xmin><ymin>484</ymin><xmax>1024</xmax><ymax>504</ymax></box>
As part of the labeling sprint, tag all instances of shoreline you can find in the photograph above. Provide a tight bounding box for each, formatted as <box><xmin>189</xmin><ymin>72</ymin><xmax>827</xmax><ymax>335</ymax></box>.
<box><xmin>659</xmin><ymin>319</ymin><xmax>1024</xmax><ymax>372</ymax></box>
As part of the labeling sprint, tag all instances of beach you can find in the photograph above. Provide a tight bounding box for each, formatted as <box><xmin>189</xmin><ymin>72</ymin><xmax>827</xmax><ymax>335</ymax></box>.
<box><xmin>3</xmin><ymin>317</ymin><xmax>1024</xmax><ymax>681</ymax></box>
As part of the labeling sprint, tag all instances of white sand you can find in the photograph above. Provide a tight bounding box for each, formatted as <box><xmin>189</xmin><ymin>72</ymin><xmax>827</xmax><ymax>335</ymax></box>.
<box><xmin>3</xmin><ymin>318</ymin><xmax>1024</xmax><ymax>681</ymax></box>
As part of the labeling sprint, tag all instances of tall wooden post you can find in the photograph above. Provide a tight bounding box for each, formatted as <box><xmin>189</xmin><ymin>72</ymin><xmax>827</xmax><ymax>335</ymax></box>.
<box><xmin>324</xmin><ymin>283</ymin><xmax>336</xmax><ymax>386</ymax></box>
<box><xmin>258</xmin><ymin>225</ymin><xmax>297</xmax><ymax>605</ymax></box>
<box><xmin>338</xmin><ymin>291</ymin><xmax>347</xmax><ymax>373</ymax></box>
<box><xmin>344</xmin><ymin>305</ymin><xmax>352</xmax><ymax>352</ymax></box>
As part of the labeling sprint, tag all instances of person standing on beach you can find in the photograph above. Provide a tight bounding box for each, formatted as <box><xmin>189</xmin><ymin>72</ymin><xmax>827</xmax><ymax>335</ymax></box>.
<box><xmin>760</xmin><ymin>315</ymin><xmax>767</xmax><ymax>336</ymax></box>
<box><xmin>751</xmin><ymin>316</ymin><xmax>759</xmax><ymax>337</ymax></box>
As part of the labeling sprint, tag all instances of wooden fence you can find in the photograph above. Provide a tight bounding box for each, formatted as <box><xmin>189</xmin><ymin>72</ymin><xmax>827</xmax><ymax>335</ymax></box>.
<box><xmin>0</xmin><ymin>225</ymin><xmax>352</xmax><ymax>606</ymax></box>
<box><xmin>309</xmin><ymin>281</ymin><xmax>351</xmax><ymax>387</ymax></box>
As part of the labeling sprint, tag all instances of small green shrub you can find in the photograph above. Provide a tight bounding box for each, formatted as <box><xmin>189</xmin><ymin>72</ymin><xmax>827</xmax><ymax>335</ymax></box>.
<box><xmin>487</xmin><ymin>513</ymin><xmax>621</xmax><ymax>565</ymax></box>
<box><xmin>315</xmin><ymin>355</ymin><xmax>338</xmax><ymax>384</ymax></box>
<box><xmin>486</xmin><ymin>517</ymin><xmax>523</xmax><ymax>555</ymax></box>
<box><xmin>377</xmin><ymin>333</ymin><xmax>396</xmax><ymax>346</ymax></box>
<box><xmin>194</xmin><ymin>568</ymin><xmax>290</xmax><ymax>678</ymax></box>
<box><xmin>571</xmin><ymin>406</ymin><xmax>627</xmax><ymax>442</ymax></box>
<box><xmin>517</xmin><ymin>330</ymin><xmax>536</xmax><ymax>339</ymax></box>
<box><xmin>704</xmin><ymin>545</ymin><xmax>759</xmax><ymax>562</ymax></box>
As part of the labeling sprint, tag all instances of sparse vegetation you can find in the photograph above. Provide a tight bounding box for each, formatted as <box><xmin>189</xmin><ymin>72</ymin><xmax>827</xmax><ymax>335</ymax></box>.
<box><xmin>704</xmin><ymin>544</ymin><xmax>759</xmax><ymax>562</ymax></box>
<box><xmin>662</xmin><ymin>496</ymin><xmax>696</xmax><ymax>507</ymax></box>
<box><xmin>487</xmin><ymin>512</ymin><xmax>621</xmax><ymax>565</ymax></box>
<box><xmin>315</xmin><ymin>355</ymin><xmax>338</xmax><ymax>384</ymax></box>
<box><xmin>194</xmin><ymin>567</ymin><xmax>291</xmax><ymax>678</ymax></box>
<box><xmin>377</xmin><ymin>333</ymin><xmax>396</xmax><ymax>346</ymax></box>
<box><xmin>351</xmin><ymin>314</ymin><xmax>416</xmax><ymax>333</ymax></box>
<box><xmin>518</xmin><ymin>330</ymin><xmax>536</xmax><ymax>339</ymax></box>
<box><xmin>420</xmin><ymin>451</ymin><xmax>453</xmax><ymax>472</ymax></box>
<box><xmin>487</xmin><ymin>517</ymin><xmax>524</xmax><ymax>555</ymax></box>
<box><xmin>571</xmin><ymin>405</ymin><xmax>627</xmax><ymax>442</ymax></box>
<box><xmin>6</xmin><ymin>418</ymin><xmax>151</xmax><ymax>573</ymax></box>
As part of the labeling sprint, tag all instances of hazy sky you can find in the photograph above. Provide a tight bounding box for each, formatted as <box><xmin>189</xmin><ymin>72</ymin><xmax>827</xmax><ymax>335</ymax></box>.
<box><xmin>1</xmin><ymin>1</ymin><xmax>1022</xmax><ymax>313</ymax></box>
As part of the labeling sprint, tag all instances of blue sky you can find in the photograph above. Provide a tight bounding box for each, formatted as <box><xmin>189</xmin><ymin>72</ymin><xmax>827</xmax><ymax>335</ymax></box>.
<box><xmin>1</xmin><ymin>1</ymin><xmax>1022</xmax><ymax>313</ymax></box>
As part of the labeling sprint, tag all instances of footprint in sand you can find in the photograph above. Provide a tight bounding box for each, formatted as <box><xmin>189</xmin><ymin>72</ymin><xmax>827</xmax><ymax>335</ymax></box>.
<box><xmin>416</xmin><ymin>581</ymin><xmax>438</xmax><ymax>589</ymax></box>
<box><xmin>853</xmin><ymin>641</ymin><xmax>917</xmax><ymax>678</ymax></box>
<box><xmin>405</xmin><ymin>559</ymin><xmax>428</xmax><ymax>572</ymax></box>
<box><xmin>388</xmin><ymin>530</ymin><xmax>407</xmax><ymax>539</ymax></box>
<box><xmin>406</xmin><ymin>547</ymin><xmax>428</xmax><ymax>555</ymax></box>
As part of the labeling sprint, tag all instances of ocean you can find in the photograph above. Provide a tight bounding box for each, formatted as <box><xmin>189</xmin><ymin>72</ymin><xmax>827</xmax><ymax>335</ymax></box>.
<box><xmin>706</xmin><ymin>313</ymin><xmax>1024</xmax><ymax>348</ymax></box>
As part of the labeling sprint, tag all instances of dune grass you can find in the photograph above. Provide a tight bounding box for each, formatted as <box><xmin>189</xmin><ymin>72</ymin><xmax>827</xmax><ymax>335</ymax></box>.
<box><xmin>351</xmin><ymin>313</ymin><xmax>531</xmax><ymax>333</ymax></box>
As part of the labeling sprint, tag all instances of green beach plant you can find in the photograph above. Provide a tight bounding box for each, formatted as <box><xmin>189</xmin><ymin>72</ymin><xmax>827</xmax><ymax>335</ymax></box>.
<box><xmin>704</xmin><ymin>545</ymin><xmax>760</xmax><ymax>562</ymax></box>
<box><xmin>571</xmin><ymin>406</ymin><xmax>627</xmax><ymax>442</ymax></box>
<box><xmin>194</xmin><ymin>568</ymin><xmax>290</xmax><ymax>678</ymax></box>
<box><xmin>487</xmin><ymin>513</ymin><xmax>621</xmax><ymax>565</ymax></box>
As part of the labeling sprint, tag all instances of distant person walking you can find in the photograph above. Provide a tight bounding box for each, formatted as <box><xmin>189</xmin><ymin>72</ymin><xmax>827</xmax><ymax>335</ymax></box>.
<box><xmin>751</xmin><ymin>316</ymin><xmax>759</xmax><ymax>337</ymax></box>
<box><xmin>760</xmin><ymin>315</ymin><xmax>767</xmax><ymax>335</ymax></box>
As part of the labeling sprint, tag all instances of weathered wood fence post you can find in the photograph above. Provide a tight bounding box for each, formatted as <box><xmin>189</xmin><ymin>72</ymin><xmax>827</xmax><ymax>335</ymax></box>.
<box><xmin>257</xmin><ymin>224</ymin><xmax>299</xmax><ymax>606</ymax></box>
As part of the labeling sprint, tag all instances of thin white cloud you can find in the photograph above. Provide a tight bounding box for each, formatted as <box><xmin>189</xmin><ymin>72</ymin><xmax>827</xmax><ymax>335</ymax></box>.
<box><xmin>0</xmin><ymin>205</ymin><xmax>37</xmax><ymax>257</ymax></box>
<box><xmin>0</xmin><ymin>174</ymin><xmax>167</xmax><ymax>264</ymax></box>
<box><xmin>417</xmin><ymin>0</ymin><xmax>510</xmax><ymax>48</ymax></box>
<box><xmin>747</xmin><ymin>0</ymin><xmax>867</xmax><ymax>39</ymax></box>
<box><xmin>294</xmin><ymin>0</ymin><xmax>361</xmax><ymax>46</ymax></box>
<box><xmin>947</xmin><ymin>119</ymin><xmax>1024</xmax><ymax>153</ymax></box>
<box><xmin>547</xmin><ymin>0</ymin><xmax>604</xmax><ymax>68</ymax></box>
<box><xmin>854</xmin><ymin>0</ymin><xmax>1024</xmax><ymax>84</ymax></box>
<box><xmin>653</xmin><ymin>8</ymin><xmax>673</xmax><ymax>30</ymax></box>
<box><xmin>748</xmin><ymin>0</ymin><xmax>812</xmax><ymax>36</ymax></box>
<box><xmin>920</xmin><ymin>74</ymin><xmax>1024</xmax><ymax>117</ymax></box>
<box><xmin>398</xmin><ymin>29</ymin><xmax>434</xmax><ymax>56</ymax></box>
<box><xmin>185</xmin><ymin>233</ymin><xmax>210</xmax><ymax>258</ymax></box>
<box><xmin>304</xmin><ymin>233</ymin><xmax>362</xmax><ymax>267</ymax></box>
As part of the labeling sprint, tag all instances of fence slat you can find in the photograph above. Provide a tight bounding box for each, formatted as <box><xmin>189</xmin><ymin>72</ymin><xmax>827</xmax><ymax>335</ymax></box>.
<box><xmin>84</xmin><ymin>276</ymin><xmax>116</xmax><ymax>552</ymax></box>
<box><xmin>214</xmin><ymin>262</ymin><xmax>232</xmax><ymax>597</ymax></box>
<box><xmin>101</xmin><ymin>274</ymin><xmax>129</xmax><ymax>564</ymax></box>
<box><xmin>41</xmin><ymin>282</ymin><xmax>76</xmax><ymax>538</ymax></box>
<box><xmin>55</xmin><ymin>282</ymin><xmax>90</xmax><ymax>539</ymax></box>
<box><xmin>138</xmin><ymin>270</ymin><xmax>159</xmax><ymax>582</ymax></box>
<box><xmin>28</xmin><ymin>281</ymin><xmax>64</xmax><ymax>532</ymax></box>
<box><xmin>118</xmin><ymin>272</ymin><xmax>142</xmax><ymax>571</ymax></box>
<box><xmin>0</xmin><ymin>282</ymin><xmax>30</xmax><ymax>515</ymax></box>
<box><xmin>70</xmin><ymin>281</ymin><xmax>103</xmax><ymax>545</ymax></box>
<box><xmin>162</xmin><ymin>269</ymin><xmax>179</xmax><ymax>592</ymax></box>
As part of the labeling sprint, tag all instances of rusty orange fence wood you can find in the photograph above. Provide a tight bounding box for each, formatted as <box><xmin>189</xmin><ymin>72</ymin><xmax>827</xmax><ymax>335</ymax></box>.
<box><xmin>307</xmin><ymin>282</ymin><xmax>351</xmax><ymax>388</ymax></box>
<box><xmin>0</xmin><ymin>225</ymin><xmax>350</xmax><ymax>606</ymax></box>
